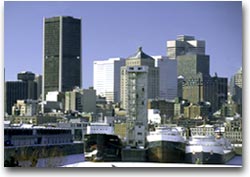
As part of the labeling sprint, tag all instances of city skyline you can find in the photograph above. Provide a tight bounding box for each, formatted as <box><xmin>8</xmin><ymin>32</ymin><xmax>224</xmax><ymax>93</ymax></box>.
<box><xmin>3</xmin><ymin>1</ymin><xmax>244</xmax><ymax>170</ymax></box>
<box><xmin>5</xmin><ymin>1</ymin><xmax>242</xmax><ymax>88</ymax></box>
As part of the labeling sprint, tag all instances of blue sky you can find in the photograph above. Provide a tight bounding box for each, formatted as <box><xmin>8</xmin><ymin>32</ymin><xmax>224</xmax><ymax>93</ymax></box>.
<box><xmin>4</xmin><ymin>1</ymin><xmax>242</xmax><ymax>88</ymax></box>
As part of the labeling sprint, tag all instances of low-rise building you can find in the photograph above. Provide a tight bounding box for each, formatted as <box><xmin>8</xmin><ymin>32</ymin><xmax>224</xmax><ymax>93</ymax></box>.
<box><xmin>190</xmin><ymin>124</ymin><xmax>214</xmax><ymax>136</ymax></box>
<box><xmin>58</xmin><ymin>119</ymin><xmax>88</xmax><ymax>142</ymax></box>
<box><xmin>148</xmin><ymin>99</ymin><xmax>175</xmax><ymax>123</ymax></box>
<box><xmin>114</xmin><ymin>123</ymin><xmax>127</xmax><ymax>141</ymax></box>
<box><xmin>64</xmin><ymin>87</ymin><xmax>96</xmax><ymax>114</ymax></box>
<box><xmin>43</xmin><ymin>91</ymin><xmax>65</xmax><ymax>113</ymax></box>
<box><xmin>148</xmin><ymin>109</ymin><xmax>161</xmax><ymax>124</ymax></box>
<box><xmin>12</xmin><ymin>99</ymin><xmax>38</xmax><ymax>116</ymax></box>
<box><xmin>4</xmin><ymin>125</ymin><xmax>72</xmax><ymax>147</ymax></box>
<box><xmin>183</xmin><ymin>102</ymin><xmax>211</xmax><ymax>119</ymax></box>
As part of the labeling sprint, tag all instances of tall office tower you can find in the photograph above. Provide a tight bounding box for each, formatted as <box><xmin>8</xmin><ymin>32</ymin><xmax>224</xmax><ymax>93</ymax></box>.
<box><xmin>169</xmin><ymin>35</ymin><xmax>227</xmax><ymax>113</ymax></box>
<box><xmin>177</xmin><ymin>54</ymin><xmax>210</xmax><ymax>79</ymax></box>
<box><xmin>167</xmin><ymin>35</ymin><xmax>205</xmax><ymax>59</ymax></box>
<box><xmin>5</xmin><ymin>71</ymin><xmax>38</xmax><ymax>115</ymax></box>
<box><xmin>93</xmin><ymin>58</ymin><xmax>125</xmax><ymax>103</ymax></box>
<box><xmin>43</xmin><ymin>16</ymin><xmax>81</xmax><ymax>100</ymax></box>
<box><xmin>230</xmin><ymin>67</ymin><xmax>242</xmax><ymax>105</ymax></box>
<box><xmin>152</xmin><ymin>56</ymin><xmax>177</xmax><ymax>100</ymax></box>
<box><xmin>122</xmin><ymin>66</ymin><xmax>148</xmax><ymax>148</ymax></box>
<box><xmin>120</xmin><ymin>47</ymin><xmax>159</xmax><ymax>109</ymax></box>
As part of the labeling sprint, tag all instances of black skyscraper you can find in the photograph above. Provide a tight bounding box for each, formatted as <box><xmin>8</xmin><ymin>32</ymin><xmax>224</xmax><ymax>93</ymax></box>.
<box><xmin>43</xmin><ymin>16</ymin><xmax>82</xmax><ymax>100</ymax></box>
<box><xmin>5</xmin><ymin>71</ymin><xmax>37</xmax><ymax>115</ymax></box>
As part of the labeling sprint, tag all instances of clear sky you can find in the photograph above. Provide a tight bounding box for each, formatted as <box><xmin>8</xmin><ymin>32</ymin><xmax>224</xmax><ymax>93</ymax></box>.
<box><xmin>4</xmin><ymin>1</ymin><xmax>242</xmax><ymax>88</ymax></box>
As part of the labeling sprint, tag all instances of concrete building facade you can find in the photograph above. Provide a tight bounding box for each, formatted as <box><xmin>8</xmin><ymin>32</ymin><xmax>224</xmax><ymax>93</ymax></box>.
<box><xmin>121</xmin><ymin>65</ymin><xmax>148</xmax><ymax>148</ymax></box>
<box><xmin>64</xmin><ymin>87</ymin><xmax>96</xmax><ymax>114</ymax></box>
<box><xmin>64</xmin><ymin>89</ymin><xmax>82</xmax><ymax>113</ymax></box>
<box><xmin>81</xmin><ymin>88</ymin><xmax>96</xmax><ymax>113</ymax></box>
<box><xmin>120</xmin><ymin>47</ymin><xmax>159</xmax><ymax>110</ymax></box>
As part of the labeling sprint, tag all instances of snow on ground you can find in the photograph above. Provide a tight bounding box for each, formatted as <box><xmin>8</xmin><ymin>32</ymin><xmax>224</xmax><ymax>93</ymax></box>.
<box><xmin>61</xmin><ymin>162</ymin><xmax>241</xmax><ymax>168</ymax></box>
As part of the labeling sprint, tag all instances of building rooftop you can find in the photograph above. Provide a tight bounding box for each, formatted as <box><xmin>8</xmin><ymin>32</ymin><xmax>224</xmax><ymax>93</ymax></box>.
<box><xmin>128</xmin><ymin>47</ymin><xmax>154</xmax><ymax>60</ymax></box>
<box><xmin>45</xmin><ymin>16</ymin><xmax>81</xmax><ymax>22</ymax></box>
<box><xmin>177</xmin><ymin>35</ymin><xmax>195</xmax><ymax>41</ymax></box>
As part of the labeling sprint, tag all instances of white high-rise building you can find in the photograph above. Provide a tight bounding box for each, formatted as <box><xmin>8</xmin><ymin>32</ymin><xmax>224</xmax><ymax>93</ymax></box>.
<box><xmin>93</xmin><ymin>58</ymin><xmax>125</xmax><ymax>103</ymax></box>
<box><xmin>152</xmin><ymin>56</ymin><xmax>177</xmax><ymax>100</ymax></box>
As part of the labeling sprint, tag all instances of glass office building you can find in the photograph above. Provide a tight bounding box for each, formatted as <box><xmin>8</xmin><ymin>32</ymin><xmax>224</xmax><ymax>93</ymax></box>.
<box><xmin>43</xmin><ymin>16</ymin><xmax>82</xmax><ymax>100</ymax></box>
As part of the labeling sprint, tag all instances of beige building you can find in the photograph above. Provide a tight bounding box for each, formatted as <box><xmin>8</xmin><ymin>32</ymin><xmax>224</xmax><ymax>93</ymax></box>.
<box><xmin>114</xmin><ymin>123</ymin><xmax>127</xmax><ymax>141</ymax></box>
<box><xmin>120</xmin><ymin>47</ymin><xmax>159</xmax><ymax>110</ymax></box>
<box><xmin>12</xmin><ymin>100</ymin><xmax>38</xmax><ymax>116</ymax></box>
<box><xmin>64</xmin><ymin>87</ymin><xmax>96</xmax><ymax>114</ymax></box>
<box><xmin>184</xmin><ymin>104</ymin><xmax>201</xmax><ymax>119</ymax></box>
<box><xmin>65</xmin><ymin>90</ymin><xmax>82</xmax><ymax>112</ymax></box>
<box><xmin>183</xmin><ymin>102</ymin><xmax>211</xmax><ymax>119</ymax></box>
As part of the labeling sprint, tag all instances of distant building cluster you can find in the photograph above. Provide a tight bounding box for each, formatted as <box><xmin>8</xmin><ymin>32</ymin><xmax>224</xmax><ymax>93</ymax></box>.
<box><xmin>4</xmin><ymin>16</ymin><xmax>242</xmax><ymax>147</ymax></box>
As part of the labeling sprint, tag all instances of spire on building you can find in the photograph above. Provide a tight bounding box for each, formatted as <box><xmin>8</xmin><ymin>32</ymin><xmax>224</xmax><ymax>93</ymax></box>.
<box><xmin>128</xmin><ymin>47</ymin><xmax>154</xmax><ymax>60</ymax></box>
